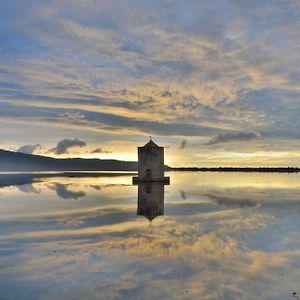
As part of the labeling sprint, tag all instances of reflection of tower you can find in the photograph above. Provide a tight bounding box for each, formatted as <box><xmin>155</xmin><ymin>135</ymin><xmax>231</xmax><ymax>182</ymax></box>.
<box><xmin>133</xmin><ymin>139</ymin><xmax>170</xmax><ymax>184</ymax></box>
<box><xmin>137</xmin><ymin>183</ymin><xmax>165</xmax><ymax>221</ymax></box>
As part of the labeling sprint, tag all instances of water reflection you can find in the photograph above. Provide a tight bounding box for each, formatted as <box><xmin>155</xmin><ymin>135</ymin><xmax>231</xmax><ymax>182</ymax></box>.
<box><xmin>17</xmin><ymin>183</ymin><xmax>40</xmax><ymax>194</ymax></box>
<box><xmin>52</xmin><ymin>183</ymin><xmax>86</xmax><ymax>200</ymax></box>
<box><xmin>137</xmin><ymin>183</ymin><xmax>165</xmax><ymax>221</ymax></box>
<box><xmin>1</xmin><ymin>173</ymin><xmax>300</xmax><ymax>299</ymax></box>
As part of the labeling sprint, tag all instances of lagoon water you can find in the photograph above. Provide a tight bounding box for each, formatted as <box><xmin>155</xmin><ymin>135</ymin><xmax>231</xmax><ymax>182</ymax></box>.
<box><xmin>1</xmin><ymin>172</ymin><xmax>300</xmax><ymax>300</ymax></box>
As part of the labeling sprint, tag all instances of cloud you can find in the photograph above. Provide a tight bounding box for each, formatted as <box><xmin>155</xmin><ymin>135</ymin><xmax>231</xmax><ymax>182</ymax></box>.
<box><xmin>205</xmin><ymin>131</ymin><xmax>262</xmax><ymax>146</ymax></box>
<box><xmin>17</xmin><ymin>144</ymin><xmax>41</xmax><ymax>154</ymax></box>
<box><xmin>90</xmin><ymin>147</ymin><xmax>112</xmax><ymax>154</ymax></box>
<box><xmin>1</xmin><ymin>0</ymin><xmax>300</xmax><ymax>165</ymax></box>
<box><xmin>51</xmin><ymin>138</ymin><xmax>86</xmax><ymax>154</ymax></box>
<box><xmin>179</xmin><ymin>139</ymin><xmax>187</xmax><ymax>149</ymax></box>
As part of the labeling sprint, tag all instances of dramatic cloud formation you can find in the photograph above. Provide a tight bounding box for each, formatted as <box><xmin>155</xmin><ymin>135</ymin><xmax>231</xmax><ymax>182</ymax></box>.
<box><xmin>205</xmin><ymin>131</ymin><xmax>262</xmax><ymax>146</ymax></box>
<box><xmin>17</xmin><ymin>144</ymin><xmax>41</xmax><ymax>154</ymax></box>
<box><xmin>1</xmin><ymin>0</ymin><xmax>300</xmax><ymax>165</ymax></box>
<box><xmin>14</xmin><ymin>139</ymin><xmax>114</xmax><ymax>158</ymax></box>
<box><xmin>51</xmin><ymin>138</ymin><xmax>87</xmax><ymax>155</ymax></box>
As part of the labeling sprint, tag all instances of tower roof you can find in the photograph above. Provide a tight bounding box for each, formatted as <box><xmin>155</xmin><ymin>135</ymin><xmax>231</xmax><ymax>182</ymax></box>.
<box><xmin>142</xmin><ymin>139</ymin><xmax>160</xmax><ymax>148</ymax></box>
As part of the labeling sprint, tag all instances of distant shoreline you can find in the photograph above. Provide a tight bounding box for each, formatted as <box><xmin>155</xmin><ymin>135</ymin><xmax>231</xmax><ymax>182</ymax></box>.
<box><xmin>0</xmin><ymin>172</ymin><xmax>136</xmax><ymax>188</ymax></box>
<box><xmin>0</xmin><ymin>169</ymin><xmax>299</xmax><ymax>188</ymax></box>
<box><xmin>169</xmin><ymin>167</ymin><xmax>300</xmax><ymax>173</ymax></box>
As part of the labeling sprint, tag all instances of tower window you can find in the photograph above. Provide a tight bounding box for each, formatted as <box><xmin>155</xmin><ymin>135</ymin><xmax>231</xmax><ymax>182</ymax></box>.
<box><xmin>146</xmin><ymin>169</ymin><xmax>152</xmax><ymax>178</ymax></box>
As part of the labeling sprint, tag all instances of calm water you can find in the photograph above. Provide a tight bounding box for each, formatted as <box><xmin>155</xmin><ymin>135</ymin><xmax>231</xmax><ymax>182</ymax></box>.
<box><xmin>1</xmin><ymin>172</ymin><xmax>300</xmax><ymax>300</ymax></box>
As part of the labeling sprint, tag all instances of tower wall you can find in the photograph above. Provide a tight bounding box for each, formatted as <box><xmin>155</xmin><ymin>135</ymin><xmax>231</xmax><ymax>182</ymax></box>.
<box><xmin>138</xmin><ymin>146</ymin><xmax>164</xmax><ymax>180</ymax></box>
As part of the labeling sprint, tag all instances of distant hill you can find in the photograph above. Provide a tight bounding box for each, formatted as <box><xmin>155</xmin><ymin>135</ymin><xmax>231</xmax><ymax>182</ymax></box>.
<box><xmin>0</xmin><ymin>149</ymin><xmax>138</xmax><ymax>171</ymax></box>
<box><xmin>1</xmin><ymin>149</ymin><xmax>297</xmax><ymax>173</ymax></box>
<box><xmin>171</xmin><ymin>167</ymin><xmax>300</xmax><ymax>173</ymax></box>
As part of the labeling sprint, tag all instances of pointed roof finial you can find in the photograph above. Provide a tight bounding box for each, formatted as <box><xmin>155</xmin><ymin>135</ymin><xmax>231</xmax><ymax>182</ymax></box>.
<box><xmin>143</xmin><ymin>139</ymin><xmax>159</xmax><ymax>148</ymax></box>
<box><xmin>150</xmin><ymin>136</ymin><xmax>152</xmax><ymax>141</ymax></box>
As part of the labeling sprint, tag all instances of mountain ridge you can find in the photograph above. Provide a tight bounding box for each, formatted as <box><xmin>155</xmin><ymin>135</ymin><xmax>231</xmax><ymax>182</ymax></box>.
<box><xmin>0</xmin><ymin>149</ymin><xmax>138</xmax><ymax>171</ymax></box>
<box><xmin>1</xmin><ymin>149</ymin><xmax>298</xmax><ymax>173</ymax></box>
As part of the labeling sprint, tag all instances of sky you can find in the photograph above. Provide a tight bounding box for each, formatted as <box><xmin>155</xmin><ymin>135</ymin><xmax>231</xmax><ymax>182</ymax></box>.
<box><xmin>0</xmin><ymin>0</ymin><xmax>300</xmax><ymax>166</ymax></box>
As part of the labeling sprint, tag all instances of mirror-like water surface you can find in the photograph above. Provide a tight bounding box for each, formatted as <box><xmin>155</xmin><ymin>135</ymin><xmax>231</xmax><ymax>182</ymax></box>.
<box><xmin>1</xmin><ymin>172</ymin><xmax>300</xmax><ymax>300</ymax></box>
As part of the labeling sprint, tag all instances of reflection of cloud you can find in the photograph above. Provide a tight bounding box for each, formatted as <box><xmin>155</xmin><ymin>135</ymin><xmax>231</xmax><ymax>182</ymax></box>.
<box><xmin>1</xmin><ymin>196</ymin><xmax>300</xmax><ymax>300</ymax></box>
<box><xmin>2</xmin><ymin>174</ymin><xmax>300</xmax><ymax>298</ymax></box>
<box><xmin>197</xmin><ymin>187</ymin><xmax>300</xmax><ymax>208</ymax></box>
<box><xmin>204</xmin><ymin>131</ymin><xmax>262</xmax><ymax>146</ymax></box>
<box><xmin>179</xmin><ymin>190</ymin><xmax>187</xmax><ymax>200</ymax></box>
<box><xmin>0</xmin><ymin>205</ymin><xmax>289</xmax><ymax>300</ymax></box>
<box><xmin>90</xmin><ymin>185</ymin><xmax>102</xmax><ymax>191</ymax></box>
<box><xmin>50</xmin><ymin>138</ymin><xmax>86</xmax><ymax>154</ymax></box>
<box><xmin>53</xmin><ymin>183</ymin><xmax>86</xmax><ymax>200</ymax></box>
<box><xmin>204</xmin><ymin>192</ymin><xmax>260</xmax><ymax>208</ymax></box>
<box><xmin>17</xmin><ymin>183</ymin><xmax>41</xmax><ymax>194</ymax></box>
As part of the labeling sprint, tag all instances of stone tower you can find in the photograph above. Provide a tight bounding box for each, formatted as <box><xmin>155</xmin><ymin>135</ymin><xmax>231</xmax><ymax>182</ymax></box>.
<box><xmin>132</xmin><ymin>139</ymin><xmax>170</xmax><ymax>184</ymax></box>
